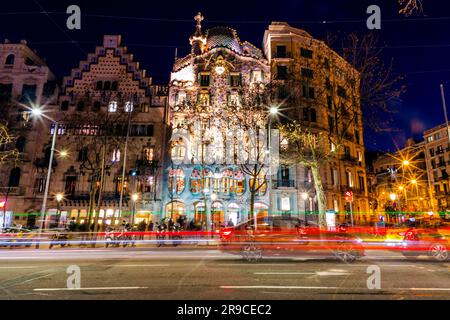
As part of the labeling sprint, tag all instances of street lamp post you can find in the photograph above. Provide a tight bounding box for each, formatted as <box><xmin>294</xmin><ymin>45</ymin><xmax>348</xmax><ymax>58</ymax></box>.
<box><xmin>55</xmin><ymin>193</ymin><xmax>63</xmax><ymax>227</ymax></box>
<box><xmin>131</xmin><ymin>193</ymin><xmax>138</xmax><ymax>226</ymax></box>
<box><xmin>266</xmin><ymin>106</ymin><xmax>278</xmax><ymax>230</ymax></box>
<box><xmin>31</xmin><ymin>107</ymin><xmax>59</xmax><ymax>248</ymax></box>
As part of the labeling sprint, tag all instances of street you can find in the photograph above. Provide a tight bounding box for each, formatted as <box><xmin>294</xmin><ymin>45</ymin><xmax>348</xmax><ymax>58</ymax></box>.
<box><xmin>0</xmin><ymin>247</ymin><xmax>449</xmax><ymax>300</ymax></box>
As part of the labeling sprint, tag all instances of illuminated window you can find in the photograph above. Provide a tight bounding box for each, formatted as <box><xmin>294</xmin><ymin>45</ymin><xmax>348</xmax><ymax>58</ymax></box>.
<box><xmin>108</xmin><ymin>101</ymin><xmax>117</xmax><ymax>112</ymax></box>
<box><xmin>125</xmin><ymin>101</ymin><xmax>133</xmax><ymax>112</ymax></box>
<box><xmin>228</xmin><ymin>92</ymin><xmax>240</xmax><ymax>106</ymax></box>
<box><xmin>143</xmin><ymin>148</ymin><xmax>154</xmax><ymax>161</ymax></box>
<box><xmin>169</xmin><ymin>168</ymin><xmax>185</xmax><ymax>195</ymax></box>
<box><xmin>111</xmin><ymin>148</ymin><xmax>121</xmax><ymax>163</ymax></box>
<box><xmin>189</xmin><ymin>167</ymin><xmax>212</xmax><ymax>195</ymax></box>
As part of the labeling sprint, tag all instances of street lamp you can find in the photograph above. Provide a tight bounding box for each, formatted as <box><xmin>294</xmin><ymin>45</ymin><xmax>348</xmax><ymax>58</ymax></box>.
<box><xmin>31</xmin><ymin>106</ymin><xmax>59</xmax><ymax>242</ymax></box>
<box><xmin>131</xmin><ymin>193</ymin><xmax>139</xmax><ymax>226</ymax></box>
<box><xmin>389</xmin><ymin>193</ymin><xmax>397</xmax><ymax>201</ymax></box>
<box><xmin>266</xmin><ymin>106</ymin><xmax>278</xmax><ymax>229</ymax></box>
<box><xmin>402</xmin><ymin>160</ymin><xmax>410</xmax><ymax>166</ymax></box>
<box><xmin>55</xmin><ymin>193</ymin><xmax>63</xmax><ymax>227</ymax></box>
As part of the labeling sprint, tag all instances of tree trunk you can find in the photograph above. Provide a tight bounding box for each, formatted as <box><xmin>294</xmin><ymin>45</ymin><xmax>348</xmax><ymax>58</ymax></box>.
<box><xmin>249</xmin><ymin>186</ymin><xmax>255</xmax><ymax>225</ymax></box>
<box><xmin>311</xmin><ymin>165</ymin><xmax>327</xmax><ymax>229</ymax></box>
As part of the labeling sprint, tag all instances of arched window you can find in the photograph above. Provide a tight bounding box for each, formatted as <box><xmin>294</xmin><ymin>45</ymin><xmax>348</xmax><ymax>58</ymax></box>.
<box><xmin>16</xmin><ymin>136</ymin><xmax>26</xmax><ymax>153</ymax></box>
<box><xmin>5</xmin><ymin>54</ymin><xmax>14</xmax><ymax>66</ymax></box>
<box><xmin>221</xmin><ymin>168</ymin><xmax>234</xmax><ymax>195</ymax></box>
<box><xmin>234</xmin><ymin>168</ymin><xmax>245</xmax><ymax>195</ymax></box>
<box><xmin>169</xmin><ymin>167</ymin><xmax>185</xmax><ymax>195</ymax></box>
<box><xmin>8</xmin><ymin>167</ymin><xmax>21</xmax><ymax>187</ymax></box>
<box><xmin>170</xmin><ymin>137</ymin><xmax>186</xmax><ymax>164</ymax></box>
<box><xmin>189</xmin><ymin>167</ymin><xmax>212</xmax><ymax>195</ymax></box>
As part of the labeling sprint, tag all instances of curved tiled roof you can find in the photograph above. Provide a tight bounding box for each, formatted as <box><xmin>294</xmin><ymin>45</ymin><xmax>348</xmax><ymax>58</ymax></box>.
<box><xmin>205</xmin><ymin>27</ymin><xmax>243</xmax><ymax>54</ymax></box>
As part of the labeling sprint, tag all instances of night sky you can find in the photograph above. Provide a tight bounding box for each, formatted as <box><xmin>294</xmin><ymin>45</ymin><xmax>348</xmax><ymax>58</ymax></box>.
<box><xmin>1</xmin><ymin>0</ymin><xmax>450</xmax><ymax>152</ymax></box>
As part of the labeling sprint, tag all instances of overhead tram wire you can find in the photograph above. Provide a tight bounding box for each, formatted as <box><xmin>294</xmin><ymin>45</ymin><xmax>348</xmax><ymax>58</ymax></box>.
<box><xmin>2</xmin><ymin>11</ymin><xmax>450</xmax><ymax>25</ymax></box>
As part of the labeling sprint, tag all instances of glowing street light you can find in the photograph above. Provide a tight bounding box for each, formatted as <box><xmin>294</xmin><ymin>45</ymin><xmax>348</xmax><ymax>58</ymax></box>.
<box><xmin>131</xmin><ymin>193</ymin><xmax>139</xmax><ymax>202</ymax></box>
<box><xmin>301</xmin><ymin>192</ymin><xmax>309</xmax><ymax>201</ymax></box>
<box><xmin>31</xmin><ymin>107</ymin><xmax>43</xmax><ymax>117</ymax></box>
<box><xmin>269</xmin><ymin>106</ymin><xmax>278</xmax><ymax>115</ymax></box>
<box><xmin>55</xmin><ymin>193</ymin><xmax>64</xmax><ymax>202</ymax></box>
<box><xmin>398</xmin><ymin>185</ymin><xmax>404</xmax><ymax>191</ymax></box>
<box><xmin>389</xmin><ymin>193</ymin><xmax>397</xmax><ymax>201</ymax></box>
<box><xmin>411</xmin><ymin>179</ymin><xmax>417</xmax><ymax>185</ymax></box>
<box><xmin>402</xmin><ymin>160</ymin><xmax>410</xmax><ymax>166</ymax></box>
<box><xmin>59</xmin><ymin>149</ymin><xmax>68</xmax><ymax>158</ymax></box>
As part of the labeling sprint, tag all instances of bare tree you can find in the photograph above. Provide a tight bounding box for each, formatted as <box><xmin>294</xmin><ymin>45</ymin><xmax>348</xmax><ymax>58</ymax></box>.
<box><xmin>60</xmin><ymin>93</ymin><xmax>140</xmax><ymax>233</ymax></box>
<box><xmin>338</xmin><ymin>33</ymin><xmax>406</xmax><ymax>133</ymax></box>
<box><xmin>398</xmin><ymin>0</ymin><xmax>424</xmax><ymax>16</ymax></box>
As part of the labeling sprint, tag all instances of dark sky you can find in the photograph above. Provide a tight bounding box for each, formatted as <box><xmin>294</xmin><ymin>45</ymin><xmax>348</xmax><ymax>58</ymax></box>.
<box><xmin>1</xmin><ymin>0</ymin><xmax>450</xmax><ymax>152</ymax></box>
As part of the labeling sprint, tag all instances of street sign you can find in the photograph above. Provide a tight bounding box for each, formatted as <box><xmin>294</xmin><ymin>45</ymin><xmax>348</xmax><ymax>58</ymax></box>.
<box><xmin>344</xmin><ymin>191</ymin><xmax>353</xmax><ymax>202</ymax></box>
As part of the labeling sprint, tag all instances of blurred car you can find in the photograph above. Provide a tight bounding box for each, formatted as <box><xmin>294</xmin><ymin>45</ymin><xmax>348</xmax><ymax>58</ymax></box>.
<box><xmin>218</xmin><ymin>216</ymin><xmax>365</xmax><ymax>262</ymax></box>
<box><xmin>0</xmin><ymin>227</ymin><xmax>35</xmax><ymax>248</ymax></box>
<box><xmin>398</xmin><ymin>228</ymin><xmax>448</xmax><ymax>261</ymax></box>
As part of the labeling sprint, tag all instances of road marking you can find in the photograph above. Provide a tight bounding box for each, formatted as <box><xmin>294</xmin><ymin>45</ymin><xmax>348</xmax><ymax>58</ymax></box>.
<box><xmin>221</xmin><ymin>286</ymin><xmax>450</xmax><ymax>292</ymax></box>
<box><xmin>221</xmin><ymin>285</ymin><xmax>339</xmax><ymax>290</ymax></box>
<box><xmin>408</xmin><ymin>288</ymin><xmax>450</xmax><ymax>291</ymax></box>
<box><xmin>33</xmin><ymin>286</ymin><xmax>148</xmax><ymax>292</ymax></box>
<box><xmin>0</xmin><ymin>266</ymin><xmax>37</xmax><ymax>269</ymax></box>
<box><xmin>254</xmin><ymin>272</ymin><xmax>315</xmax><ymax>275</ymax></box>
<box><xmin>107</xmin><ymin>264</ymin><xmax>170</xmax><ymax>267</ymax></box>
<box><xmin>316</xmin><ymin>271</ymin><xmax>352</xmax><ymax>276</ymax></box>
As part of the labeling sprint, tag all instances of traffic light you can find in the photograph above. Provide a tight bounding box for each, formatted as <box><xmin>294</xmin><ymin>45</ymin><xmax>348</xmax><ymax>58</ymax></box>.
<box><xmin>344</xmin><ymin>191</ymin><xmax>353</xmax><ymax>202</ymax></box>
<box><xmin>129</xmin><ymin>169</ymin><xmax>140</xmax><ymax>177</ymax></box>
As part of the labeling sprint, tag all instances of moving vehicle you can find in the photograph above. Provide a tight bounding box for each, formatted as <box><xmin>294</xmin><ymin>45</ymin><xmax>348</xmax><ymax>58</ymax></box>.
<box><xmin>218</xmin><ymin>216</ymin><xmax>365</xmax><ymax>262</ymax></box>
<box><xmin>399</xmin><ymin>228</ymin><xmax>448</xmax><ymax>261</ymax></box>
<box><xmin>0</xmin><ymin>227</ymin><xmax>35</xmax><ymax>248</ymax></box>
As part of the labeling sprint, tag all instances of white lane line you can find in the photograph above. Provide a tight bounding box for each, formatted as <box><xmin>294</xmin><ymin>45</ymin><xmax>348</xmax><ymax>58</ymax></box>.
<box><xmin>337</xmin><ymin>264</ymin><xmax>418</xmax><ymax>268</ymax></box>
<box><xmin>221</xmin><ymin>286</ymin><xmax>450</xmax><ymax>292</ymax></box>
<box><xmin>408</xmin><ymin>288</ymin><xmax>450</xmax><ymax>291</ymax></box>
<box><xmin>221</xmin><ymin>285</ymin><xmax>339</xmax><ymax>290</ymax></box>
<box><xmin>254</xmin><ymin>272</ymin><xmax>315</xmax><ymax>275</ymax></box>
<box><xmin>316</xmin><ymin>271</ymin><xmax>352</xmax><ymax>276</ymax></box>
<box><xmin>33</xmin><ymin>286</ymin><xmax>148</xmax><ymax>292</ymax></box>
<box><xmin>107</xmin><ymin>264</ymin><xmax>169</xmax><ymax>267</ymax></box>
<box><xmin>218</xmin><ymin>263</ymin><xmax>295</xmax><ymax>266</ymax></box>
<box><xmin>0</xmin><ymin>266</ymin><xmax>37</xmax><ymax>269</ymax></box>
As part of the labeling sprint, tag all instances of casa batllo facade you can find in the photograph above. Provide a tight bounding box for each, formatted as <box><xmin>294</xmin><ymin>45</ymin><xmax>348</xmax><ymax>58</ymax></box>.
<box><xmin>163</xmin><ymin>13</ymin><xmax>273</xmax><ymax>227</ymax></box>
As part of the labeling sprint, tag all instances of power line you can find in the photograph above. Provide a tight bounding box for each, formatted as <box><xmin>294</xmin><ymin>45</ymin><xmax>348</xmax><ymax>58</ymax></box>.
<box><xmin>31</xmin><ymin>2</ymin><xmax>86</xmax><ymax>55</ymax></box>
<box><xmin>1</xmin><ymin>10</ymin><xmax>450</xmax><ymax>25</ymax></box>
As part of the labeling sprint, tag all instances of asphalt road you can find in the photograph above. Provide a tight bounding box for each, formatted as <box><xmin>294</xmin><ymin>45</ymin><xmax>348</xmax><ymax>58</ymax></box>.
<box><xmin>0</xmin><ymin>246</ymin><xmax>449</xmax><ymax>300</ymax></box>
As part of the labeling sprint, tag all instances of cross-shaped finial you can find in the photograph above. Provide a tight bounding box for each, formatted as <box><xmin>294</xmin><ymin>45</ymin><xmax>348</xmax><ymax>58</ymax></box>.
<box><xmin>194</xmin><ymin>12</ymin><xmax>204</xmax><ymax>27</ymax></box>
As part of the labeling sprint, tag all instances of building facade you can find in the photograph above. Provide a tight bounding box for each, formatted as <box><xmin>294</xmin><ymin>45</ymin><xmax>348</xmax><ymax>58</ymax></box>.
<box><xmin>423</xmin><ymin>123</ymin><xmax>450</xmax><ymax>213</ymax></box>
<box><xmin>162</xmin><ymin>14</ymin><xmax>273</xmax><ymax>227</ymax></box>
<box><xmin>0</xmin><ymin>39</ymin><xmax>57</xmax><ymax>227</ymax></box>
<box><xmin>3</xmin><ymin>35</ymin><xmax>168</xmax><ymax>228</ymax></box>
<box><xmin>263</xmin><ymin>22</ymin><xmax>369</xmax><ymax>224</ymax></box>
<box><xmin>373</xmin><ymin>138</ymin><xmax>431</xmax><ymax>222</ymax></box>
